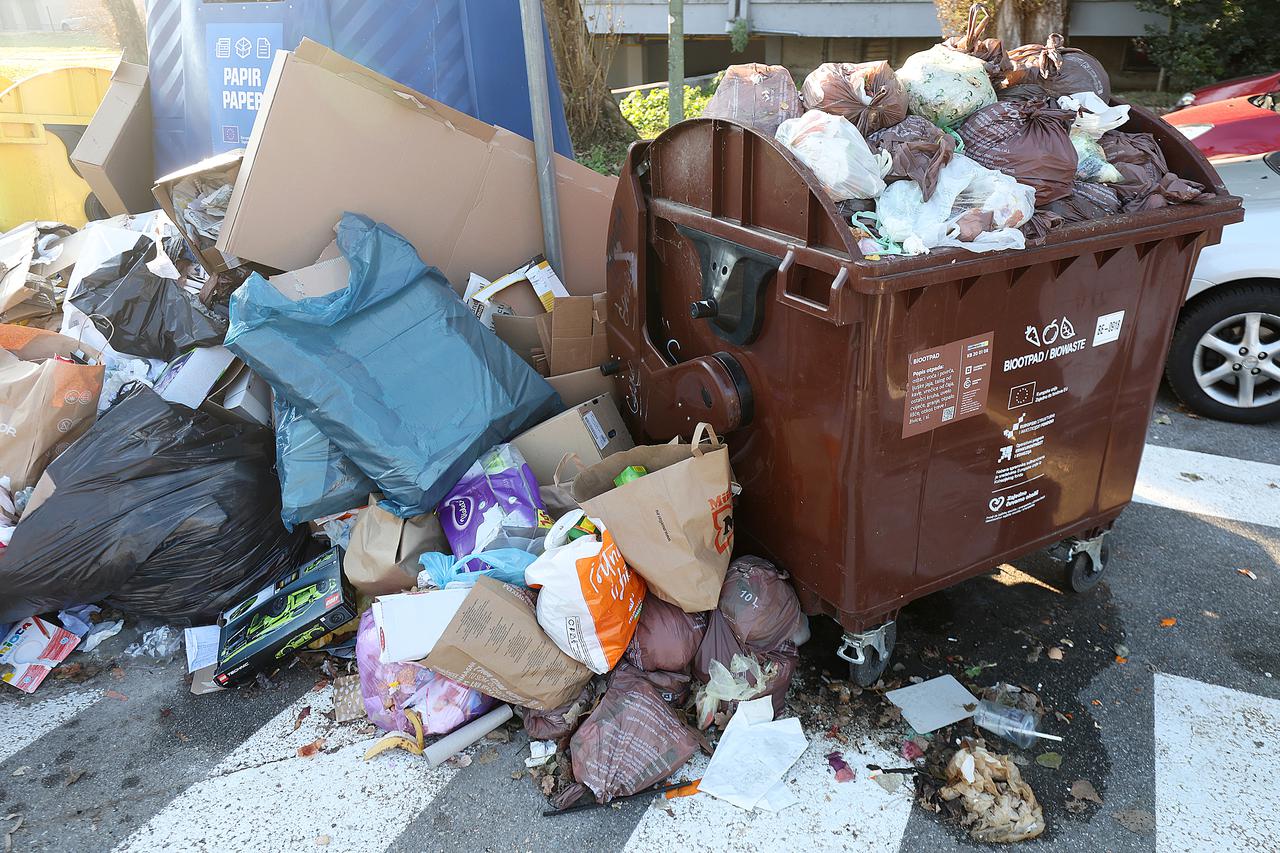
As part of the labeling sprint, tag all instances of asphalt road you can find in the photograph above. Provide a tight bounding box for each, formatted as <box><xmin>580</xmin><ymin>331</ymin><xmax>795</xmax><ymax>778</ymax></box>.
<box><xmin>2</xmin><ymin>387</ymin><xmax>1277</xmax><ymax>853</ymax></box>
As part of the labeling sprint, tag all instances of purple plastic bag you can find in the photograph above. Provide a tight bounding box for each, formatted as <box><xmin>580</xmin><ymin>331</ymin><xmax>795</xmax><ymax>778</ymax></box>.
<box><xmin>437</xmin><ymin>444</ymin><xmax>549</xmax><ymax>572</ymax></box>
<box><xmin>355</xmin><ymin>610</ymin><xmax>494</xmax><ymax>736</ymax></box>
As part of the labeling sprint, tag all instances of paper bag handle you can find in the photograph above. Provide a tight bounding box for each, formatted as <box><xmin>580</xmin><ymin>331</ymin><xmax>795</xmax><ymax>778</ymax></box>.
<box><xmin>552</xmin><ymin>452</ymin><xmax>589</xmax><ymax>487</ymax></box>
<box><xmin>690</xmin><ymin>422</ymin><xmax>722</xmax><ymax>458</ymax></box>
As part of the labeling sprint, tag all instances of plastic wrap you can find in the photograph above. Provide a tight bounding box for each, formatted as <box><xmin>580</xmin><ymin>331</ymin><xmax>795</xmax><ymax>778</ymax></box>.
<box><xmin>702</xmin><ymin>63</ymin><xmax>802</xmax><ymax>135</ymax></box>
<box><xmin>867</xmin><ymin>115</ymin><xmax>958</xmax><ymax>201</ymax></box>
<box><xmin>437</xmin><ymin>444</ymin><xmax>547</xmax><ymax>571</ymax></box>
<box><xmin>775</xmin><ymin>111</ymin><xmax>890</xmax><ymax>200</ymax></box>
<box><xmin>897</xmin><ymin>44</ymin><xmax>997</xmax><ymax>128</ymax></box>
<box><xmin>0</xmin><ymin>386</ymin><xmax>306</xmax><ymax>623</ymax></box>
<box><xmin>801</xmin><ymin>61</ymin><xmax>908</xmax><ymax>136</ymax></box>
<box><xmin>273</xmin><ymin>397</ymin><xmax>375</xmax><ymax>530</ymax></box>
<box><xmin>225</xmin><ymin>214</ymin><xmax>562</xmax><ymax>518</ymax></box>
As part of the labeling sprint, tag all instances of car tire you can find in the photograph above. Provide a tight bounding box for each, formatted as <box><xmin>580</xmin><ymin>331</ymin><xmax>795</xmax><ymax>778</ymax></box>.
<box><xmin>1166</xmin><ymin>282</ymin><xmax>1280</xmax><ymax>423</ymax></box>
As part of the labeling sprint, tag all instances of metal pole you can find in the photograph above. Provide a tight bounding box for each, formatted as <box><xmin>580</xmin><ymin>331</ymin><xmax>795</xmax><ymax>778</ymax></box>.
<box><xmin>668</xmin><ymin>0</ymin><xmax>684</xmax><ymax>126</ymax></box>
<box><xmin>518</xmin><ymin>0</ymin><xmax>564</xmax><ymax>279</ymax></box>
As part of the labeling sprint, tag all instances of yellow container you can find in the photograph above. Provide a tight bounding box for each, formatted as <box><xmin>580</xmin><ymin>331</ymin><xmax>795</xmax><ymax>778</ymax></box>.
<box><xmin>0</xmin><ymin>66</ymin><xmax>112</xmax><ymax>230</ymax></box>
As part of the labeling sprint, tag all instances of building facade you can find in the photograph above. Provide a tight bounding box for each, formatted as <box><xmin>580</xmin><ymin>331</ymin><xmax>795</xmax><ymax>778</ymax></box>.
<box><xmin>586</xmin><ymin>0</ymin><xmax>1166</xmax><ymax>91</ymax></box>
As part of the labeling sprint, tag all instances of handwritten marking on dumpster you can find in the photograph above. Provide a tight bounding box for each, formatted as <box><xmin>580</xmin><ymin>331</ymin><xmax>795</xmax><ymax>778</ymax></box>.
<box><xmin>902</xmin><ymin>333</ymin><xmax>994</xmax><ymax>438</ymax></box>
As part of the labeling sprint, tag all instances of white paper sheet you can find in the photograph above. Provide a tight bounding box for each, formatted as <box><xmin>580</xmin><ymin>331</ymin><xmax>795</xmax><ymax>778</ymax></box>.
<box><xmin>373</xmin><ymin>589</ymin><xmax>470</xmax><ymax>663</ymax></box>
<box><xmin>184</xmin><ymin>625</ymin><xmax>221</xmax><ymax>673</ymax></box>
<box><xmin>885</xmin><ymin>674</ymin><xmax>980</xmax><ymax>734</ymax></box>
<box><xmin>699</xmin><ymin>697</ymin><xmax>809</xmax><ymax>811</ymax></box>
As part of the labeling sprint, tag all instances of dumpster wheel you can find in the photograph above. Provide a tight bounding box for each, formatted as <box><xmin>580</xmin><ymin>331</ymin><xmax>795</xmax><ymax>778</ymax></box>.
<box><xmin>837</xmin><ymin>621</ymin><xmax>897</xmax><ymax>688</ymax></box>
<box><xmin>1063</xmin><ymin>535</ymin><xmax>1111</xmax><ymax>593</ymax></box>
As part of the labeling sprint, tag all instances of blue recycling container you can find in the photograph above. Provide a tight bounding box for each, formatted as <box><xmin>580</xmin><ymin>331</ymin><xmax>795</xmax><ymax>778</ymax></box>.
<box><xmin>145</xmin><ymin>0</ymin><xmax>574</xmax><ymax>175</ymax></box>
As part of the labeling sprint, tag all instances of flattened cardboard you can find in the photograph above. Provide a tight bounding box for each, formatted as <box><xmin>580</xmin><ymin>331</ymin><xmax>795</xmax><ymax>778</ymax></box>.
<box><xmin>424</xmin><ymin>576</ymin><xmax>592</xmax><ymax>711</ymax></box>
<box><xmin>546</xmin><ymin>368</ymin><xmax>616</xmax><ymax>408</ymax></box>
<box><xmin>152</xmin><ymin>150</ymin><xmax>243</xmax><ymax>274</ymax></box>
<box><xmin>269</xmin><ymin>256</ymin><xmax>350</xmax><ymax>301</ymax></box>
<box><xmin>217</xmin><ymin>40</ymin><xmax>616</xmax><ymax>295</ymax></box>
<box><xmin>511</xmin><ymin>393</ymin><xmax>633</xmax><ymax>485</ymax></box>
<box><xmin>72</xmin><ymin>61</ymin><xmax>155</xmax><ymax>216</ymax></box>
<box><xmin>547</xmin><ymin>293</ymin><xmax>608</xmax><ymax>376</ymax></box>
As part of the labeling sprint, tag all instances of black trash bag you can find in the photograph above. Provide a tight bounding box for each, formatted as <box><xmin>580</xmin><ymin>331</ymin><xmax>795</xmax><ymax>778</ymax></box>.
<box><xmin>68</xmin><ymin>234</ymin><xmax>229</xmax><ymax>360</ymax></box>
<box><xmin>0</xmin><ymin>386</ymin><xmax>307</xmax><ymax>623</ymax></box>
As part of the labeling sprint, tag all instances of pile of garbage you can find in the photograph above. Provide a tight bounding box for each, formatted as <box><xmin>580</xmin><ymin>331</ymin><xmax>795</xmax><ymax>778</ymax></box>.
<box><xmin>701</xmin><ymin>4</ymin><xmax>1213</xmax><ymax>257</ymax></box>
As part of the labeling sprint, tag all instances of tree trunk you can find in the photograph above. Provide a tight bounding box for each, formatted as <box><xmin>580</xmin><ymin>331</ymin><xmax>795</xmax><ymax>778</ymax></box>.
<box><xmin>105</xmin><ymin>0</ymin><xmax>148</xmax><ymax>64</ymax></box>
<box><xmin>541</xmin><ymin>0</ymin><xmax>637</xmax><ymax>153</ymax></box>
<box><xmin>992</xmin><ymin>0</ymin><xmax>1068</xmax><ymax>48</ymax></box>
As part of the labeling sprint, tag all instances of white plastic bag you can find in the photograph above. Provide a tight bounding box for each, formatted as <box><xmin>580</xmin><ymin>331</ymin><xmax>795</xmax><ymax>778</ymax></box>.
<box><xmin>524</xmin><ymin>517</ymin><xmax>646</xmax><ymax>674</ymax></box>
<box><xmin>876</xmin><ymin>155</ymin><xmax>1036</xmax><ymax>255</ymax></box>
<box><xmin>1059</xmin><ymin>92</ymin><xmax>1128</xmax><ymax>183</ymax></box>
<box><xmin>775</xmin><ymin>111</ymin><xmax>890</xmax><ymax>201</ymax></box>
<box><xmin>897</xmin><ymin>45</ymin><xmax>996</xmax><ymax>128</ymax></box>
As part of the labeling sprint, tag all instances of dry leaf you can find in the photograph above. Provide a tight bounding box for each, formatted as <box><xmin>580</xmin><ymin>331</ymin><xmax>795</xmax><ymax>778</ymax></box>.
<box><xmin>1112</xmin><ymin>808</ymin><xmax>1155</xmax><ymax>834</ymax></box>
<box><xmin>1070</xmin><ymin>779</ymin><xmax>1102</xmax><ymax>804</ymax></box>
<box><xmin>1047</xmin><ymin>647</ymin><xmax>1064</xmax><ymax>661</ymax></box>
<box><xmin>1178</xmin><ymin>471</ymin><xmax>1202</xmax><ymax>482</ymax></box>
<box><xmin>104</xmin><ymin>689</ymin><xmax>128</xmax><ymax>701</ymax></box>
<box><xmin>1115</xmin><ymin>656</ymin><xmax>1128</xmax><ymax>664</ymax></box>
<box><xmin>1035</xmin><ymin>752</ymin><xmax>1062</xmax><ymax>769</ymax></box>
<box><xmin>65</xmin><ymin>769</ymin><xmax>85</xmax><ymax>786</ymax></box>
<box><xmin>110</xmin><ymin>666</ymin><xmax>124</xmax><ymax>681</ymax></box>
<box><xmin>293</xmin><ymin>706</ymin><xmax>312</xmax><ymax>732</ymax></box>
<box><xmin>297</xmin><ymin>737</ymin><xmax>326</xmax><ymax>758</ymax></box>
<box><xmin>540</xmin><ymin>775</ymin><xmax>556</xmax><ymax>796</ymax></box>
<box><xmin>476</xmin><ymin>747</ymin><xmax>499</xmax><ymax>765</ymax></box>
<box><xmin>1154</xmin><ymin>414</ymin><xmax>1171</xmax><ymax>425</ymax></box>
<box><xmin>1237</xmin><ymin>569</ymin><xmax>1258</xmax><ymax>580</ymax></box>
<box><xmin>1159</xmin><ymin>618</ymin><xmax>1177</xmax><ymax>628</ymax></box>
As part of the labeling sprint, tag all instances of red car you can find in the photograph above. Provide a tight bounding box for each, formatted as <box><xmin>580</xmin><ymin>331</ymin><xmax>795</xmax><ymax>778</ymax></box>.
<box><xmin>1164</xmin><ymin>90</ymin><xmax>1280</xmax><ymax>159</ymax></box>
<box><xmin>1175</xmin><ymin>70</ymin><xmax>1280</xmax><ymax>109</ymax></box>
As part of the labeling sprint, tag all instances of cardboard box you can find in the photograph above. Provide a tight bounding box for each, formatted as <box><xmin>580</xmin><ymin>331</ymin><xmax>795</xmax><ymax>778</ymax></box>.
<box><xmin>547</xmin><ymin>369</ymin><xmax>617</xmax><ymax>409</ymax></box>
<box><xmin>153</xmin><ymin>150</ymin><xmax>243</xmax><ymax>274</ymax></box>
<box><xmin>270</xmin><ymin>255</ymin><xmax>350</xmax><ymax>301</ymax></box>
<box><xmin>153</xmin><ymin>345</ymin><xmax>238</xmax><ymax>409</ymax></box>
<box><xmin>207</xmin><ymin>365</ymin><xmax>272</xmax><ymax>426</ymax></box>
<box><xmin>1</xmin><ymin>617</ymin><xmax>80</xmax><ymax>693</ymax></box>
<box><xmin>72</xmin><ymin>61</ymin><xmax>155</xmax><ymax>216</ymax></box>
<box><xmin>423</xmin><ymin>576</ymin><xmax>592</xmax><ymax>710</ymax></box>
<box><xmin>538</xmin><ymin>293</ymin><xmax>609</xmax><ymax>377</ymax></box>
<box><xmin>214</xmin><ymin>548</ymin><xmax>357</xmax><ymax>687</ymax></box>
<box><xmin>217</xmin><ymin>40</ymin><xmax>616</xmax><ymax>295</ymax></box>
<box><xmin>512</xmin><ymin>393</ymin><xmax>633</xmax><ymax>485</ymax></box>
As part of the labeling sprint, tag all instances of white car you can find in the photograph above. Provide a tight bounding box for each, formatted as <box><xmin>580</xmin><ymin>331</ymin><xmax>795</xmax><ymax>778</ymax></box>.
<box><xmin>1168</xmin><ymin>151</ymin><xmax>1280</xmax><ymax>423</ymax></box>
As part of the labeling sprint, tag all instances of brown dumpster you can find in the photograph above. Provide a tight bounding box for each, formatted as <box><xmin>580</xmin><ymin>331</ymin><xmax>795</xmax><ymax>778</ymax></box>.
<box><xmin>602</xmin><ymin>106</ymin><xmax>1243</xmax><ymax>684</ymax></box>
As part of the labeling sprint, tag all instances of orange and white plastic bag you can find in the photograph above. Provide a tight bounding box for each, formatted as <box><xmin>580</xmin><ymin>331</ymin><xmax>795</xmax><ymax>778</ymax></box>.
<box><xmin>525</xmin><ymin>514</ymin><xmax>646</xmax><ymax>674</ymax></box>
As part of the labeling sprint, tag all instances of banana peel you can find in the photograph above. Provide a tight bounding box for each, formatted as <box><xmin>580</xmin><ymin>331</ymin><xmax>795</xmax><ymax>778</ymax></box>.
<box><xmin>362</xmin><ymin>708</ymin><xmax>427</xmax><ymax>761</ymax></box>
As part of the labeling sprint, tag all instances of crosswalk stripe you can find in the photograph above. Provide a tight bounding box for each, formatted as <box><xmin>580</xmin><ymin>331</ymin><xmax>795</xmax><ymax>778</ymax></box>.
<box><xmin>1135</xmin><ymin>444</ymin><xmax>1280</xmax><ymax>529</ymax></box>
<box><xmin>0</xmin><ymin>690</ymin><xmax>99</xmax><ymax>764</ymax></box>
<box><xmin>113</xmin><ymin>691</ymin><xmax>461</xmax><ymax>853</ymax></box>
<box><xmin>1154</xmin><ymin>673</ymin><xmax>1280</xmax><ymax>853</ymax></box>
<box><xmin>623</xmin><ymin>733</ymin><xmax>913</xmax><ymax>852</ymax></box>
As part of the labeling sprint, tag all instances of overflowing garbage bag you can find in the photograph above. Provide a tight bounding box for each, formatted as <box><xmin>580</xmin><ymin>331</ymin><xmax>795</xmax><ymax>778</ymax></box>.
<box><xmin>1005</xmin><ymin>33</ymin><xmax>1111</xmax><ymax>101</ymax></box>
<box><xmin>225</xmin><ymin>213</ymin><xmax>561</xmax><ymax>518</ymax></box>
<box><xmin>624</xmin><ymin>594</ymin><xmax>706</xmax><ymax>672</ymax></box>
<box><xmin>941</xmin><ymin>3</ymin><xmax>1011</xmax><ymax>84</ymax></box>
<box><xmin>0</xmin><ymin>386</ymin><xmax>306</xmax><ymax>623</ymax></box>
<box><xmin>897</xmin><ymin>43</ymin><xmax>997</xmax><ymax>128</ymax></box>
<box><xmin>867</xmin><ymin>116</ymin><xmax>958</xmax><ymax>201</ymax></box>
<box><xmin>67</xmin><ymin>235</ymin><xmax>228</xmax><ymax>361</ymax></box>
<box><xmin>801</xmin><ymin>61</ymin><xmax>908</xmax><ymax>136</ymax></box>
<box><xmin>702</xmin><ymin>63</ymin><xmax>802</xmax><ymax>135</ymax></box>
<box><xmin>1099</xmin><ymin>131</ymin><xmax>1215</xmax><ymax>212</ymax></box>
<box><xmin>273</xmin><ymin>398</ymin><xmax>375</xmax><ymax>530</ymax></box>
<box><xmin>877</xmin><ymin>154</ymin><xmax>1036</xmax><ymax>254</ymax></box>
<box><xmin>956</xmin><ymin>98</ymin><xmax>1077</xmax><ymax>205</ymax></box>
<box><xmin>776</xmin><ymin>110</ymin><xmax>890</xmax><ymax>201</ymax></box>
<box><xmin>1044</xmin><ymin>180</ymin><xmax>1124</xmax><ymax>223</ymax></box>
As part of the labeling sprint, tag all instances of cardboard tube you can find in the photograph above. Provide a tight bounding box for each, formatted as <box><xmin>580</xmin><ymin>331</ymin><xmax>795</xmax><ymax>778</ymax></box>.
<box><xmin>423</xmin><ymin>704</ymin><xmax>514</xmax><ymax>767</ymax></box>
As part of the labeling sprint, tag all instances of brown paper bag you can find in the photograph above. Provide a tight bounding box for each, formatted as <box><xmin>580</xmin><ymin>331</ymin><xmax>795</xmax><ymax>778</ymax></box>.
<box><xmin>569</xmin><ymin>423</ymin><xmax>734</xmax><ymax>613</ymax></box>
<box><xmin>0</xmin><ymin>325</ymin><xmax>104</xmax><ymax>490</ymax></box>
<box><xmin>423</xmin><ymin>576</ymin><xmax>593</xmax><ymax>710</ymax></box>
<box><xmin>343</xmin><ymin>492</ymin><xmax>448</xmax><ymax>595</ymax></box>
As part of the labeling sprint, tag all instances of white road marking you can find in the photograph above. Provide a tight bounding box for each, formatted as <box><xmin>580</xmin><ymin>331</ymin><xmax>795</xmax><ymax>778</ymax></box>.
<box><xmin>114</xmin><ymin>690</ymin><xmax>461</xmax><ymax>853</ymax></box>
<box><xmin>0</xmin><ymin>690</ymin><xmax>99</xmax><ymax>764</ymax></box>
<box><xmin>623</xmin><ymin>734</ymin><xmax>913</xmax><ymax>852</ymax></box>
<box><xmin>1135</xmin><ymin>444</ymin><xmax>1280</xmax><ymax>529</ymax></box>
<box><xmin>1155</xmin><ymin>673</ymin><xmax>1280</xmax><ymax>853</ymax></box>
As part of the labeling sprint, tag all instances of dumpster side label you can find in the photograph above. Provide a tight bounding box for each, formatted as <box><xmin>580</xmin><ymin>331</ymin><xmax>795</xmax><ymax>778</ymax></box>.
<box><xmin>902</xmin><ymin>332</ymin><xmax>994</xmax><ymax>438</ymax></box>
<box><xmin>206</xmin><ymin>22</ymin><xmax>282</xmax><ymax>151</ymax></box>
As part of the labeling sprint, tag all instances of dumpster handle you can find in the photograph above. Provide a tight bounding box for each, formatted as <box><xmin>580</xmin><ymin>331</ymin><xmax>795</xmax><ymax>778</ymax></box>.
<box><xmin>778</xmin><ymin>246</ymin><xmax>796</xmax><ymax>273</ymax></box>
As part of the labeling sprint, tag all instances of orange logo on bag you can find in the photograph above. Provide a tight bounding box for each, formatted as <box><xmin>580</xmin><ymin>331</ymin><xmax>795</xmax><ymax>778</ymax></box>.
<box><xmin>709</xmin><ymin>489</ymin><xmax>734</xmax><ymax>554</ymax></box>
<box><xmin>575</xmin><ymin>528</ymin><xmax>646</xmax><ymax>666</ymax></box>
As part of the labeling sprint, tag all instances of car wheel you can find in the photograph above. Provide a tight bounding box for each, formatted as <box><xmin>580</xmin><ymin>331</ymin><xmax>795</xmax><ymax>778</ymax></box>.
<box><xmin>1167</xmin><ymin>282</ymin><xmax>1280</xmax><ymax>423</ymax></box>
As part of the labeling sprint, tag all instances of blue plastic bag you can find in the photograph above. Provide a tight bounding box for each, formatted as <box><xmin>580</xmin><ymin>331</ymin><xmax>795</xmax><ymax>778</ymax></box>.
<box><xmin>225</xmin><ymin>214</ymin><xmax>562</xmax><ymax>517</ymax></box>
<box><xmin>418</xmin><ymin>549</ymin><xmax>537</xmax><ymax>590</ymax></box>
<box><xmin>273</xmin><ymin>397</ymin><xmax>376</xmax><ymax>530</ymax></box>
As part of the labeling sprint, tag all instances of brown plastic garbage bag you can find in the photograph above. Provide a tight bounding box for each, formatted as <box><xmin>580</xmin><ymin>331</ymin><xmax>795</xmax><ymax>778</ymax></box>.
<box><xmin>614</xmin><ymin>661</ymin><xmax>693</xmax><ymax>705</ymax></box>
<box><xmin>942</xmin><ymin>4</ymin><xmax>1012</xmax><ymax>84</ymax></box>
<box><xmin>518</xmin><ymin>678</ymin><xmax>606</xmax><ymax>741</ymax></box>
<box><xmin>1043</xmin><ymin>180</ymin><xmax>1123</xmax><ymax>223</ymax></box>
<box><xmin>1098</xmin><ymin>131</ymin><xmax>1214</xmax><ymax>213</ymax></box>
<box><xmin>625</xmin><ymin>594</ymin><xmax>707</xmax><ymax>672</ymax></box>
<box><xmin>801</xmin><ymin>61</ymin><xmax>908</xmax><ymax>136</ymax></box>
<box><xmin>867</xmin><ymin>116</ymin><xmax>957</xmax><ymax>201</ymax></box>
<box><xmin>939</xmin><ymin>744</ymin><xmax>1046</xmax><ymax>843</ymax></box>
<box><xmin>1006</xmin><ymin>34</ymin><xmax>1110</xmax><ymax>100</ymax></box>
<box><xmin>703</xmin><ymin>63</ymin><xmax>802</xmax><ymax>136</ymax></box>
<box><xmin>566</xmin><ymin>668</ymin><xmax>700</xmax><ymax>803</ymax></box>
<box><xmin>718</xmin><ymin>556</ymin><xmax>804</xmax><ymax>652</ymax></box>
<box><xmin>1020</xmin><ymin>209</ymin><xmax>1064</xmax><ymax>242</ymax></box>
<box><xmin>956</xmin><ymin>98</ymin><xmax>1077</xmax><ymax>205</ymax></box>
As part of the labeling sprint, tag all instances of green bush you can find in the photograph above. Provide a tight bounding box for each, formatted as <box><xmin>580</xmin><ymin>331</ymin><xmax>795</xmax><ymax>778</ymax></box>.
<box><xmin>620</xmin><ymin>83</ymin><xmax>716</xmax><ymax>139</ymax></box>
<box><xmin>1138</xmin><ymin>0</ymin><xmax>1280</xmax><ymax>90</ymax></box>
